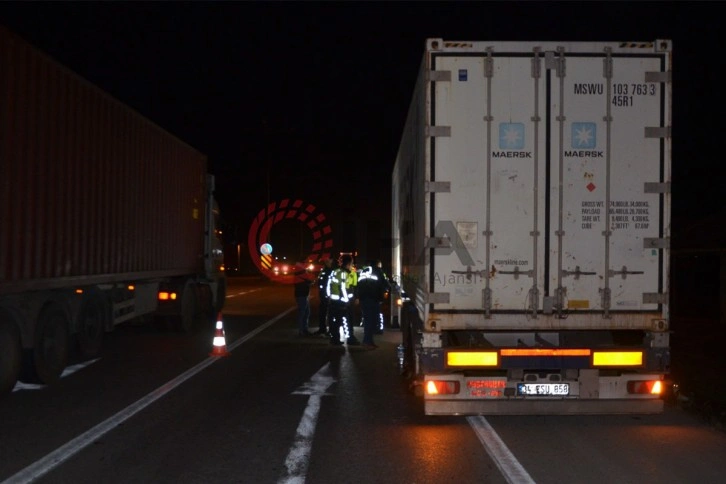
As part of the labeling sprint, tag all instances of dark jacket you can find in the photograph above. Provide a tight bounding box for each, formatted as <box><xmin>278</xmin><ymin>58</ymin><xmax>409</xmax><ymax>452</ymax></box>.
<box><xmin>356</xmin><ymin>264</ymin><xmax>390</xmax><ymax>301</ymax></box>
<box><xmin>294</xmin><ymin>264</ymin><xmax>313</xmax><ymax>297</ymax></box>
<box><xmin>294</xmin><ymin>278</ymin><xmax>312</xmax><ymax>297</ymax></box>
<box><xmin>316</xmin><ymin>263</ymin><xmax>334</xmax><ymax>298</ymax></box>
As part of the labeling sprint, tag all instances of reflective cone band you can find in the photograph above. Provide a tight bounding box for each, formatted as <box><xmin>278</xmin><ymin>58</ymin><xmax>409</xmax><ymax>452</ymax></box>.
<box><xmin>210</xmin><ymin>313</ymin><xmax>230</xmax><ymax>357</ymax></box>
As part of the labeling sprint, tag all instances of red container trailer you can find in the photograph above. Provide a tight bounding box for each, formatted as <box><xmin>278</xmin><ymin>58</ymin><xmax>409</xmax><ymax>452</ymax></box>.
<box><xmin>0</xmin><ymin>26</ymin><xmax>226</xmax><ymax>394</ymax></box>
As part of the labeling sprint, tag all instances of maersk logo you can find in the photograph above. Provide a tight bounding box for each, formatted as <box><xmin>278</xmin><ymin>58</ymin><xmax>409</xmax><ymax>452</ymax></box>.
<box><xmin>499</xmin><ymin>123</ymin><xmax>524</xmax><ymax>150</ymax></box>
<box><xmin>571</xmin><ymin>122</ymin><xmax>596</xmax><ymax>149</ymax></box>
<box><xmin>565</xmin><ymin>122</ymin><xmax>602</xmax><ymax>157</ymax></box>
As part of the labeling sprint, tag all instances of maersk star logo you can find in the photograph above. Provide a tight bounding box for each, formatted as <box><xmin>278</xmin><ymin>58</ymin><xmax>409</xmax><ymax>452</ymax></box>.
<box><xmin>572</xmin><ymin>122</ymin><xmax>596</xmax><ymax>149</ymax></box>
<box><xmin>499</xmin><ymin>123</ymin><xmax>524</xmax><ymax>150</ymax></box>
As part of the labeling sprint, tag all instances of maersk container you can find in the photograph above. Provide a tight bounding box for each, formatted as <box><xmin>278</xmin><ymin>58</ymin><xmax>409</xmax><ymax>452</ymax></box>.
<box><xmin>0</xmin><ymin>26</ymin><xmax>226</xmax><ymax>395</ymax></box>
<box><xmin>392</xmin><ymin>39</ymin><xmax>672</xmax><ymax>415</ymax></box>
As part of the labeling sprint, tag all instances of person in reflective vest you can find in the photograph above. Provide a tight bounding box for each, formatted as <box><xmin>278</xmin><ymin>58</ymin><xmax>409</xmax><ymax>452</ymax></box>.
<box><xmin>346</xmin><ymin>260</ymin><xmax>358</xmax><ymax>328</ymax></box>
<box><xmin>357</xmin><ymin>260</ymin><xmax>390</xmax><ymax>347</ymax></box>
<box><xmin>314</xmin><ymin>257</ymin><xmax>335</xmax><ymax>336</ymax></box>
<box><xmin>326</xmin><ymin>254</ymin><xmax>360</xmax><ymax>346</ymax></box>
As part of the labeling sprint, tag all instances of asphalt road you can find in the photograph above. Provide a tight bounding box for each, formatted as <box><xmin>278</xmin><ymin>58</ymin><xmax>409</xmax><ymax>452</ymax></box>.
<box><xmin>1</xmin><ymin>277</ymin><xmax>725</xmax><ymax>484</ymax></box>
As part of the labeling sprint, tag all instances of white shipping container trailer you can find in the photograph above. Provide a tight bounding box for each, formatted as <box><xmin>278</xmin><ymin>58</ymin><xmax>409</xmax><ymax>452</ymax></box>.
<box><xmin>392</xmin><ymin>39</ymin><xmax>672</xmax><ymax>415</ymax></box>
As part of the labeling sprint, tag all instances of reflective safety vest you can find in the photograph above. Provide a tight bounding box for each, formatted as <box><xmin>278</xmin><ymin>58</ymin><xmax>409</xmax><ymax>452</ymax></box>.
<box><xmin>317</xmin><ymin>266</ymin><xmax>333</xmax><ymax>292</ymax></box>
<box><xmin>357</xmin><ymin>265</ymin><xmax>384</xmax><ymax>300</ymax></box>
<box><xmin>327</xmin><ymin>268</ymin><xmax>351</xmax><ymax>302</ymax></box>
<box><xmin>357</xmin><ymin>266</ymin><xmax>379</xmax><ymax>282</ymax></box>
<box><xmin>347</xmin><ymin>268</ymin><xmax>358</xmax><ymax>291</ymax></box>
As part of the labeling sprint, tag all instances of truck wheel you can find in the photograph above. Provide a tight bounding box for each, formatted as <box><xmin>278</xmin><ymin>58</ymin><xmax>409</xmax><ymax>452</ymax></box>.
<box><xmin>76</xmin><ymin>294</ymin><xmax>107</xmax><ymax>359</ymax></box>
<box><xmin>174</xmin><ymin>283</ymin><xmax>199</xmax><ymax>333</ymax></box>
<box><xmin>31</xmin><ymin>304</ymin><xmax>70</xmax><ymax>385</ymax></box>
<box><xmin>0</xmin><ymin>323</ymin><xmax>21</xmax><ymax>395</ymax></box>
<box><xmin>400</xmin><ymin>305</ymin><xmax>420</xmax><ymax>388</ymax></box>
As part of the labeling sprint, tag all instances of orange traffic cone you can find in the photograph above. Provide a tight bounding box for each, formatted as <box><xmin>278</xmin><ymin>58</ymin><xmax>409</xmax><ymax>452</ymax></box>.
<box><xmin>210</xmin><ymin>313</ymin><xmax>230</xmax><ymax>357</ymax></box>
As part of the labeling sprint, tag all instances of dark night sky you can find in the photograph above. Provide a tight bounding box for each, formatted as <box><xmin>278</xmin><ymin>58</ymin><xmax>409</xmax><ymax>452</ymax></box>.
<box><xmin>1</xmin><ymin>1</ymin><xmax>724</xmax><ymax>258</ymax></box>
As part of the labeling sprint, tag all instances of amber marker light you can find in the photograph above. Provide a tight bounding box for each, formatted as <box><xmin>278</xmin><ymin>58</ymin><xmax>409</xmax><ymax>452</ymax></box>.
<box><xmin>500</xmin><ymin>348</ymin><xmax>591</xmax><ymax>356</ymax></box>
<box><xmin>592</xmin><ymin>351</ymin><xmax>643</xmax><ymax>366</ymax></box>
<box><xmin>447</xmin><ymin>351</ymin><xmax>498</xmax><ymax>367</ymax></box>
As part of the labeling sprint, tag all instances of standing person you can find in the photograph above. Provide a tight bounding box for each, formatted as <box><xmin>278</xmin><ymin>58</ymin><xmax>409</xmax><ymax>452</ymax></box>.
<box><xmin>326</xmin><ymin>254</ymin><xmax>360</xmax><ymax>346</ymax></box>
<box><xmin>346</xmin><ymin>257</ymin><xmax>359</xmax><ymax>329</ymax></box>
<box><xmin>314</xmin><ymin>257</ymin><xmax>335</xmax><ymax>336</ymax></box>
<box><xmin>359</xmin><ymin>259</ymin><xmax>391</xmax><ymax>334</ymax></box>
<box><xmin>293</xmin><ymin>261</ymin><xmax>313</xmax><ymax>337</ymax></box>
<box><xmin>373</xmin><ymin>259</ymin><xmax>392</xmax><ymax>334</ymax></box>
<box><xmin>357</xmin><ymin>260</ymin><xmax>389</xmax><ymax>348</ymax></box>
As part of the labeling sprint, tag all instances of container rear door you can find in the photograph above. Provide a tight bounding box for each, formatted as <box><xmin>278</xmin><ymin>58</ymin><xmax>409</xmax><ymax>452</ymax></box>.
<box><xmin>430</xmin><ymin>53</ymin><xmax>548</xmax><ymax>311</ymax></box>
<box><xmin>429</xmin><ymin>47</ymin><xmax>668</xmax><ymax>314</ymax></box>
<box><xmin>552</xmin><ymin>54</ymin><xmax>667</xmax><ymax>312</ymax></box>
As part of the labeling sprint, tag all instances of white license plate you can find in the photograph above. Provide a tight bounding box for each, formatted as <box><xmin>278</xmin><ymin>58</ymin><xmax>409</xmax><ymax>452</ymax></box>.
<box><xmin>517</xmin><ymin>383</ymin><xmax>570</xmax><ymax>396</ymax></box>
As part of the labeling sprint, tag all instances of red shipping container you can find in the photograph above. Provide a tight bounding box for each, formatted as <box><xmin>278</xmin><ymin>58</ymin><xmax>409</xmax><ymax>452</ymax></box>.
<box><xmin>0</xmin><ymin>26</ymin><xmax>208</xmax><ymax>295</ymax></box>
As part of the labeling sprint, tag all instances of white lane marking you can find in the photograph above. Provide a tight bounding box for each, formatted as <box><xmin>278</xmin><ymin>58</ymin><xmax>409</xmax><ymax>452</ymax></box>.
<box><xmin>226</xmin><ymin>288</ymin><xmax>263</xmax><ymax>299</ymax></box>
<box><xmin>279</xmin><ymin>363</ymin><xmax>336</xmax><ymax>484</ymax></box>
<box><xmin>3</xmin><ymin>308</ymin><xmax>295</xmax><ymax>484</ymax></box>
<box><xmin>467</xmin><ymin>416</ymin><xmax>536</xmax><ymax>484</ymax></box>
<box><xmin>12</xmin><ymin>359</ymin><xmax>100</xmax><ymax>392</ymax></box>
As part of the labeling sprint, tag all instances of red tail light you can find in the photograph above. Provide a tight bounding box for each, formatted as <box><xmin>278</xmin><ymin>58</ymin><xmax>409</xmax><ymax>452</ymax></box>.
<box><xmin>627</xmin><ymin>380</ymin><xmax>663</xmax><ymax>395</ymax></box>
<box><xmin>425</xmin><ymin>380</ymin><xmax>460</xmax><ymax>396</ymax></box>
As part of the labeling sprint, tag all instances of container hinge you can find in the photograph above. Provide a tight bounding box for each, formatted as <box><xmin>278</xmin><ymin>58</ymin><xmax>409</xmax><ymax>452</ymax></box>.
<box><xmin>644</xmin><ymin>182</ymin><xmax>671</xmax><ymax>194</ymax></box>
<box><xmin>498</xmin><ymin>266</ymin><xmax>534</xmax><ymax>280</ymax></box>
<box><xmin>643</xmin><ymin>292</ymin><xmax>668</xmax><ymax>305</ymax></box>
<box><xmin>562</xmin><ymin>266</ymin><xmax>597</xmax><ymax>280</ymax></box>
<box><xmin>608</xmin><ymin>266</ymin><xmax>645</xmax><ymax>279</ymax></box>
<box><xmin>427</xmin><ymin>293</ymin><xmax>450</xmax><ymax>304</ymax></box>
<box><xmin>451</xmin><ymin>266</ymin><xmax>486</xmax><ymax>281</ymax></box>
<box><xmin>645</xmin><ymin>71</ymin><xmax>671</xmax><ymax>83</ymax></box>
<box><xmin>645</xmin><ymin>126</ymin><xmax>671</xmax><ymax>138</ymax></box>
<box><xmin>482</xmin><ymin>287</ymin><xmax>492</xmax><ymax>312</ymax></box>
<box><xmin>426</xmin><ymin>126</ymin><xmax>451</xmax><ymax>137</ymax></box>
<box><xmin>643</xmin><ymin>237</ymin><xmax>669</xmax><ymax>249</ymax></box>
<box><xmin>544</xmin><ymin>50</ymin><xmax>564</xmax><ymax>72</ymax></box>
<box><xmin>425</xmin><ymin>236</ymin><xmax>452</xmax><ymax>249</ymax></box>
<box><xmin>427</xmin><ymin>70</ymin><xmax>451</xmax><ymax>82</ymax></box>
<box><xmin>425</xmin><ymin>181</ymin><xmax>451</xmax><ymax>193</ymax></box>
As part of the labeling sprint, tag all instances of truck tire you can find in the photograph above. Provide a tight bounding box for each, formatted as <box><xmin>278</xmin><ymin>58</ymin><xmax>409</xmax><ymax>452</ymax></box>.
<box><xmin>0</xmin><ymin>322</ymin><xmax>21</xmax><ymax>395</ymax></box>
<box><xmin>174</xmin><ymin>282</ymin><xmax>199</xmax><ymax>334</ymax></box>
<box><xmin>76</xmin><ymin>293</ymin><xmax>107</xmax><ymax>359</ymax></box>
<box><xmin>400</xmin><ymin>304</ymin><xmax>422</xmax><ymax>394</ymax></box>
<box><xmin>29</xmin><ymin>304</ymin><xmax>70</xmax><ymax>385</ymax></box>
